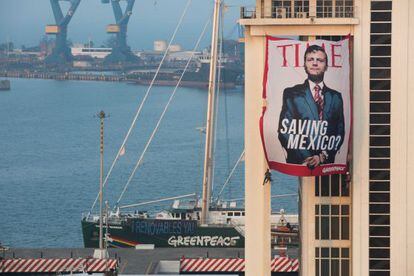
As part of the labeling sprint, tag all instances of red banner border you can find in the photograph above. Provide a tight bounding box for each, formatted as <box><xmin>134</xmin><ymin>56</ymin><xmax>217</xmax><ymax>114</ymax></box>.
<box><xmin>260</xmin><ymin>36</ymin><xmax>351</xmax><ymax>177</ymax></box>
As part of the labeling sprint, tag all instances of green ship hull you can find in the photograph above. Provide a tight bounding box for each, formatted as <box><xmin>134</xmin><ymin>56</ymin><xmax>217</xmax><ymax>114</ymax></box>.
<box><xmin>82</xmin><ymin>217</ymin><xmax>245</xmax><ymax>248</ymax></box>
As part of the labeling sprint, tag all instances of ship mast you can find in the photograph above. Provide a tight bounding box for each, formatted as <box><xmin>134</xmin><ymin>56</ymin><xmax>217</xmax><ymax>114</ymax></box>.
<box><xmin>201</xmin><ymin>0</ymin><xmax>221</xmax><ymax>225</ymax></box>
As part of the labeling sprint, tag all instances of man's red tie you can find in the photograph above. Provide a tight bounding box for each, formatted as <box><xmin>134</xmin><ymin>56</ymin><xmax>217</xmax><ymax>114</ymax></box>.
<box><xmin>314</xmin><ymin>85</ymin><xmax>323</xmax><ymax>120</ymax></box>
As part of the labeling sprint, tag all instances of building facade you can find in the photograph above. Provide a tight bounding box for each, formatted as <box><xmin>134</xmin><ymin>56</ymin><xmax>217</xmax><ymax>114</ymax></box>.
<box><xmin>240</xmin><ymin>0</ymin><xmax>414</xmax><ymax>275</ymax></box>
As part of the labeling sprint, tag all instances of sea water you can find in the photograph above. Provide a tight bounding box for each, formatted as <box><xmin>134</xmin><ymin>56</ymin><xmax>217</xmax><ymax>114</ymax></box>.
<box><xmin>0</xmin><ymin>78</ymin><xmax>298</xmax><ymax>248</ymax></box>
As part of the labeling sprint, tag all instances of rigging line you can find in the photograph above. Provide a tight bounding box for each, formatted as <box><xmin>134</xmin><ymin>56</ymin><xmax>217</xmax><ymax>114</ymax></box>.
<box><xmin>89</xmin><ymin>0</ymin><xmax>193</xmax><ymax>214</ymax></box>
<box><xmin>224</xmin><ymin>22</ymin><xmax>238</xmax><ymax>39</ymax></box>
<box><xmin>115</xmin><ymin>16</ymin><xmax>212</xmax><ymax>206</ymax></box>
<box><xmin>196</xmin><ymin>127</ymin><xmax>205</xmax><ymax>197</ymax></box>
<box><xmin>216</xmin><ymin>149</ymin><xmax>245</xmax><ymax>201</ymax></box>
<box><xmin>211</xmin><ymin>0</ymin><xmax>225</xmax><ymax>197</ymax></box>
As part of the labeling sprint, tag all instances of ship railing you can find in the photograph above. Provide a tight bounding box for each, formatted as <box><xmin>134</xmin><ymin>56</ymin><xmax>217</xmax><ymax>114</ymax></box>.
<box><xmin>82</xmin><ymin>212</ymin><xmax>94</xmax><ymax>220</ymax></box>
<box><xmin>200</xmin><ymin>222</ymin><xmax>235</xmax><ymax>228</ymax></box>
<box><xmin>82</xmin><ymin>212</ymin><xmax>126</xmax><ymax>225</ymax></box>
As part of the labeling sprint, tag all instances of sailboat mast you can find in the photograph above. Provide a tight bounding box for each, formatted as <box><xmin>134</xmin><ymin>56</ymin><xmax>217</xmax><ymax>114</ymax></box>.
<box><xmin>201</xmin><ymin>0</ymin><xmax>221</xmax><ymax>225</ymax></box>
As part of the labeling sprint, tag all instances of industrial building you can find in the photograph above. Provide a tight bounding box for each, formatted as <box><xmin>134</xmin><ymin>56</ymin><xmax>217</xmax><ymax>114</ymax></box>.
<box><xmin>240</xmin><ymin>0</ymin><xmax>413</xmax><ymax>275</ymax></box>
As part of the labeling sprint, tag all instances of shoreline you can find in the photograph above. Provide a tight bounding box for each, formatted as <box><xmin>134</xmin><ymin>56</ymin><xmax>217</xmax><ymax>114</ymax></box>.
<box><xmin>0</xmin><ymin>71</ymin><xmax>240</xmax><ymax>89</ymax></box>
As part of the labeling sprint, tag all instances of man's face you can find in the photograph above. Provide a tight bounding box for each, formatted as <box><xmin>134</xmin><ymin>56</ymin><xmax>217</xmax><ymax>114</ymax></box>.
<box><xmin>304</xmin><ymin>50</ymin><xmax>327</xmax><ymax>82</ymax></box>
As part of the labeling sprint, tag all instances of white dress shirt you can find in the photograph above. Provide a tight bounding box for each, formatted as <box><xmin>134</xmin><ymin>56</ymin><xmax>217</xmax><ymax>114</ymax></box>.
<box><xmin>308</xmin><ymin>80</ymin><xmax>325</xmax><ymax>100</ymax></box>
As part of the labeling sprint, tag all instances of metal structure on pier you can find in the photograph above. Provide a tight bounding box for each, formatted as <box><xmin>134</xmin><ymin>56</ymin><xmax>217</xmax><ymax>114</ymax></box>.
<box><xmin>45</xmin><ymin>0</ymin><xmax>81</xmax><ymax>65</ymax></box>
<box><xmin>102</xmin><ymin>0</ymin><xmax>139</xmax><ymax>64</ymax></box>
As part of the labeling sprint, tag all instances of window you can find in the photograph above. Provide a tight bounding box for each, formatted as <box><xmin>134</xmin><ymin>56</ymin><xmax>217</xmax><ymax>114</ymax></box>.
<box><xmin>316</xmin><ymin>0</ymin><xmax>333</xmax><ymax>18</ymax></box>
<box><xmin>315</xmin><ymin>247</ymin><xmax>350</xmax><ymax>276</ymax></box>
<box><xmin>315</xmin><ymin>204</ymin><xmax>350</xmax><ymax>240</ymax></box>
<box><xmin>315</xmin><ymin>175</ymin><xmax>350</xmax><ymax>197</ymax></box>
<box><xmin>334</xmin><ymin>0</ymin><xmax>354</xmax><ymax>17</ymax></box>
<box><xmin>272</xmin><ymin>0</ymin><xmax>310</xmax><ymax>18</ymax></box>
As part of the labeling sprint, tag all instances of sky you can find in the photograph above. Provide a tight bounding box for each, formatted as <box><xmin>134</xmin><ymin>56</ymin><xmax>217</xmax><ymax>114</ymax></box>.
<box><xmin>0</xmin><ymin>0</ymin><xmax>254</xmax><ymax>50</ymax></box>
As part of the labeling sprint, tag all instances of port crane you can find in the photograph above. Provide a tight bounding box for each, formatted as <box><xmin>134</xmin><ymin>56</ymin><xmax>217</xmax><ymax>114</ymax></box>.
<box><xmin>102</xmin><ymin>0</ymin><xmax>139</xmax><ymax>64</ymax></box>
<box><xmin>45</xmin><ymin>0</ymin><xmax>81</xmax><ymax>64</ymax></box>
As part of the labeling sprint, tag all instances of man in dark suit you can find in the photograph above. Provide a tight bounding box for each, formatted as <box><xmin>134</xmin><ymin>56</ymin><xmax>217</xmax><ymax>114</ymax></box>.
<box><xmin>278</xmin><ymin>45</ymin><xmax>345</xmax><ymax>168</ymax></box>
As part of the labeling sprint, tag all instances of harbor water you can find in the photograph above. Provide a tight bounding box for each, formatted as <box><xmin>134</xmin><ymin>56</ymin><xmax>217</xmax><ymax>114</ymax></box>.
<box><xmin>0</xmin><ymin>78</ymin><xmax>298</xmax><ymax>248</ymax></box>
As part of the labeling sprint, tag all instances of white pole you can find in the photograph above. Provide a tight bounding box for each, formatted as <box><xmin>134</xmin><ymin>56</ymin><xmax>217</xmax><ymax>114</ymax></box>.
<box><xmin>201</xmin><ymin>0</ymin><xmax>221</xmax><ymax>225</ymax></box>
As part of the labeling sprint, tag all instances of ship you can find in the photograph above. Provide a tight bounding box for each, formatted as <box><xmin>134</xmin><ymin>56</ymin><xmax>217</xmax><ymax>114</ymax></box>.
<box><xmin>82</xmin><ymin>199</ymin><xmax>298</xmax><ymax>248</ymax></box>
<box><xmin>125</xmin><ymin>62</ymin><xmax>241</xmax><ymax>89</ymax></box>
<box><xmin>81</xmin><ymin>0</ymin><xmax>298</xmax><ymax>249</ymax></box>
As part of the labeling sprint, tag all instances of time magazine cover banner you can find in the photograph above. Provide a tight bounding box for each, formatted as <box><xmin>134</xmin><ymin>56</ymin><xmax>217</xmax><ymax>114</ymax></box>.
<box><xmin>260</xmin><ymin>37</ymin><xmax>351</xmax><ymax>176</ymax></box>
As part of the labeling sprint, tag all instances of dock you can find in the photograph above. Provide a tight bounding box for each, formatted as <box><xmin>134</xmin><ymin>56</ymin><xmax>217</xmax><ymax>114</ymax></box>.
<box><xmin>0</xmin><ymin>71</ymin><xmax>125</xmax><ymax>82</ymax></box>
<box><xmin>0</xmin><ymin>247</ymin><xmax>298</xmax><ymax>275</ymax></box>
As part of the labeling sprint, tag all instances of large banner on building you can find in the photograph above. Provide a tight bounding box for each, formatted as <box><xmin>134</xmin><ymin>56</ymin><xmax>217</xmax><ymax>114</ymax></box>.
<box><xmin>260</xmin><ymin>37</ymin><xmax>351</xmax><ymax>176</ymax></box>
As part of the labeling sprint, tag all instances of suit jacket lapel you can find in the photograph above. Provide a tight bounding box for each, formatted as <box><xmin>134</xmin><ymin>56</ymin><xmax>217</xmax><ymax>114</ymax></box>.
<box><xmin>322</xmin><ymin>86</ymin><xmax>332</xmax><ymax>119</ymax></box>
<box><xmin>303</xmin><ymin>81</ymin><xmax>319</xmax><ymax>120</ymax></box>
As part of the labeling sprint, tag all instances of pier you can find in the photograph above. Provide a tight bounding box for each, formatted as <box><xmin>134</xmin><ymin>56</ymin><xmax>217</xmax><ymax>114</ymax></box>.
<box><xmin>0</xmin><ymin>71</ymin><xmax>125</xmax><ymax>82</ymax></box>
<box><xmin>1</xmin><ymin>247</ymin><xmax>244</xmax><ymax>274</ymax></box>
<box><xmin>0</xmin><ymin>247</ymin><xmax>298</xmax><ymax>275</ymax></box>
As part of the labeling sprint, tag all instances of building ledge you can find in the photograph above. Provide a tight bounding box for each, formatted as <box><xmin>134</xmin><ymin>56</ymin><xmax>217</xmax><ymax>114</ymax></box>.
<box><xmin>239</xmin><ymin>17</ymin><xmax>359</xmax><ymax>26</ymax></box>
<box><xmin>244</xmin><ymin>23</ymin><xmax>357</xmax><ymax>37</ymax></box>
